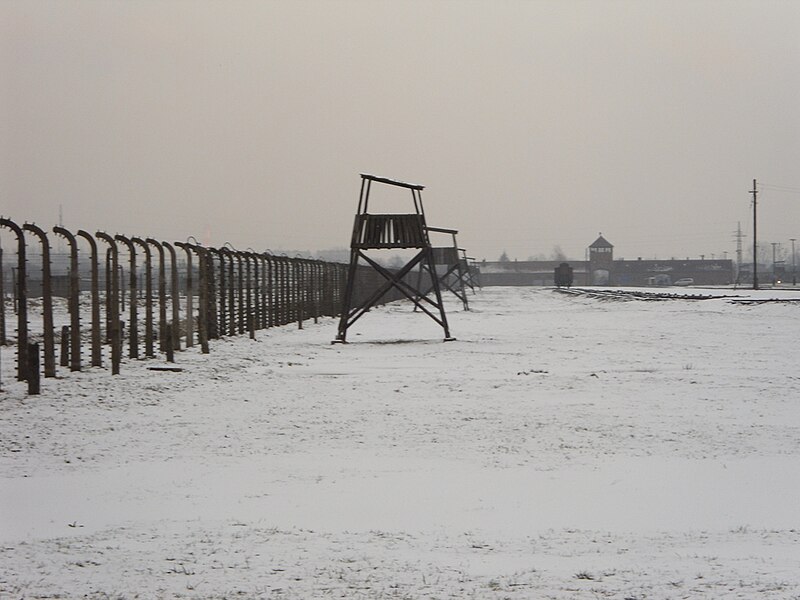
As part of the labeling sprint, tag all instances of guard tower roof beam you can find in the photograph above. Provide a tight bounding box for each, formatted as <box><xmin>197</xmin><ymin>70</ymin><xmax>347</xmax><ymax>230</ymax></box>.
<box><xmin>360</xmin><ymin>173</ymin><xmax>425</xmax><ymax>191</ymax></box>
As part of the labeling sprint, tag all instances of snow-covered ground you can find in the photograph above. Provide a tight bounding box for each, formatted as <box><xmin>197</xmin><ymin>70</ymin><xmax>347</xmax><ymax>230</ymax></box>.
<box><xmin>2</xmin><ymin>286</ymin><xmax>800</xmax><ymax>598</ymax></box>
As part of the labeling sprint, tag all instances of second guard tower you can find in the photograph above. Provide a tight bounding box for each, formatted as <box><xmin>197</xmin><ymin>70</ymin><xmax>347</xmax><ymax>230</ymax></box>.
<box><xmin>333</xmin><ymin>174</ymin><xmax>454</xmax><ymax>343</ymax></box>
<box><xmin>416</xmin><ymin>226</ymin><xmax>470</xmax><ymax>311</ymax></box>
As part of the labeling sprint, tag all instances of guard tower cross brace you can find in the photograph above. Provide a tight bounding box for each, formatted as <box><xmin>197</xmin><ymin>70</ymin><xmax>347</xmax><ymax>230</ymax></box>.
<box><xmin>333</xmin><ymin>174</ymin><xmax>454</xmax><ymax>343</ymax></box>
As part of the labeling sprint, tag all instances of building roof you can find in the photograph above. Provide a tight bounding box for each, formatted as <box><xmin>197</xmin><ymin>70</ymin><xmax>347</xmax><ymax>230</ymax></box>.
<box><xmin>590</xmin><ymin>234</ymin><xmax>613</xmax><ymax>249</ymax></box>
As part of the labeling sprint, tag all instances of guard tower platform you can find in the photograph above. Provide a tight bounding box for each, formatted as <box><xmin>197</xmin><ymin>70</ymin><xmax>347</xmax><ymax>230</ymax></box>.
<box><xmin>333</xmin><ymin>174</ymin><xmax>454</xmax><ymax>343</ymax></box>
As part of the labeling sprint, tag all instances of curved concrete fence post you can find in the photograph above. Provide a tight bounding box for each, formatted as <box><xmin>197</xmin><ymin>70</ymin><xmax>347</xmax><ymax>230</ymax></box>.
<box><xmin>219</xmin><ymin>247</ymin><xmax>236</xmax><ymax>336</ymax></box>
<box><xmin>210</xmin><ymin>248</ymin><xmax>226</xmax><ymax>337</ymax></box>
<box><xmin>243</xmin><ymin>252</ymin><xmax>254</xmax><ymax>334</ymax></box>
<box><xmin>235</xmin><ymin>251</ymin><xmax>245</xmax><ymax>335</ymax></box>
<box><xmin>0</xmin><ymin>218</ymin><xmax>29</xmax><ymax>381</ymax></box>
<box><xmin>162</xmin><ymin>242</ymin><xmax>181</xmax><ymax>351</ymax></box>
<box><xmin>115</xmin><ymin>235</ymin><xmax>139</xmax><ymax>359</ymax></box>
<box><xmin>0</xmin><ymin>246</ymin><xmax>5</xmax><ymax>348</ymax></box>
<box><xmin>76</xmin><ymin>230</ymin><xmax>102</xmax><ymax>367</ymax></box>
<box><xmin>145</xmin><ymin>239</ymin><xmax>167</xmax><ymax>353</ymax></box>
<box><xmin>258</xmin><ymin>254</ymin><xmax>268</xmax><ymax>329</ymax></box>
<box><xmin>23</xmin><ymin>223</ymin><xmax>56</xmax><ymax>378</ymax></box>
<box><xmin>264</xmin><ymin>253</ymin><xmax>275</xmax><ymax>328</ymax></box>
<box><xmin>203</xmin><ymin>247</ymin><xmax>219</xmax><ymax>340</ymax></box>
<box><xmin>96</xmin><ymin>232</ymin><xmax>121</xmax><ymax>375</ymax></box>
<box><xmin>54</xmin><ymin>226</ymin><xmax>82</xmax><ymax>371</ymax></box>
<box><xmin>176</xmin><ymin>242</ymin><xmax>195</xmax><ymax>347</ymax></box>
<box><xmin>131</xmin><ymin>237</ymin><xmax>154</xmax><ymax>358</ymax></box>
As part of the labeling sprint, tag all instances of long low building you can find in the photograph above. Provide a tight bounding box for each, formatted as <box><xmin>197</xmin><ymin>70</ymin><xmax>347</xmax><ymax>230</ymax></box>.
<box><xmin>479</xmin><ymin>235</ymin><xmax>734</xmax><ymax>287</ymax></box>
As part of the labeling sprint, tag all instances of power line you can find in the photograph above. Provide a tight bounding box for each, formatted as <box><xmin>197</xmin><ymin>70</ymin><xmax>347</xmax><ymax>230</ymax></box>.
<box><xmin>758</xmin><ymin>182</ymin><xmax>800</xmax><ymax>194</ymax></box>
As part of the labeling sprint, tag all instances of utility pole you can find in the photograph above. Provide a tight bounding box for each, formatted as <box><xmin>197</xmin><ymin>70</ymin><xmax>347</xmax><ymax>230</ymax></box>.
<box><xmin>771</xmin><ymin>242</ymin><xmax>779</xmax><ymax>285</ymax></box>
<box><xmin>791</xmin><ymin>238</ymin><xmax>797</xmax><ymax>286</ymax></box>
<box><xmin>750</xmin><ymin>179</ymin><xmax>758</xmax><ymax>290</ymax></box>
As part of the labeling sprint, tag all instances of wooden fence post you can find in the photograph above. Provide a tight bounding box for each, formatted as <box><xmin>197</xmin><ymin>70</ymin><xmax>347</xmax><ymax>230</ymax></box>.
<box><xmin>60</xmin><ymin>326</ymin><xmax>69</xmax><ymax>367</ymax></box>
<box><xmin>28</xmin><ymin>342</ymin><xmax>40</xmax><ymax>395</ymax></box>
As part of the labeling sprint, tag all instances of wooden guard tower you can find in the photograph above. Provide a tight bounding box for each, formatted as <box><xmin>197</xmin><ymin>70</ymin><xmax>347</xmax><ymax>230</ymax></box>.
<box><xmin>416</xmin><ymin>226</ymin><xmax>470</xmax><ymax>311</ymax></box>
<box><xmin>333</xmin><ymin>174</ymin><xmax>454</xmax><ymax>343</ymax></box>
<box><xmin>461</xmin><ymin>251</ymin><xmax>479</xmax><ymax>292</ymax></box>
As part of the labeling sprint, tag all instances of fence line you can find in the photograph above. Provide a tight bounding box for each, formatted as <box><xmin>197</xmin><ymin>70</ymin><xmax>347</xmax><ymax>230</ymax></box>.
<box><xmin>0</xmin><ymin>218</ymin><xmax>411</xmax><ymax>394</ymax></box>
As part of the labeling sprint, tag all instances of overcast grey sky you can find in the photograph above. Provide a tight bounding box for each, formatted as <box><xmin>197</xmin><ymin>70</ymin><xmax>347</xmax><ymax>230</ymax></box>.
<box><xmin>2</xmin><ymin>0</ymin><xmax>799</xmax><ymax>262</ymax></box>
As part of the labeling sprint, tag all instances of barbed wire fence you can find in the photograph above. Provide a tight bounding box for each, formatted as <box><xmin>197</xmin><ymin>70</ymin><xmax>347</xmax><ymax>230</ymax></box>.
<box><xmin>0</xmin><ymin>218</ymin><xmax>414</xmax><ymax>395</ymax></box>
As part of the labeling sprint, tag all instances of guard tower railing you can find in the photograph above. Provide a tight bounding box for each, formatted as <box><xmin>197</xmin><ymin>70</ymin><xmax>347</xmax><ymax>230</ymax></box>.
<box><xmin>352</xmin><ymin>214</ymin><xmax>427</xmax><ymax>249</ymax></box>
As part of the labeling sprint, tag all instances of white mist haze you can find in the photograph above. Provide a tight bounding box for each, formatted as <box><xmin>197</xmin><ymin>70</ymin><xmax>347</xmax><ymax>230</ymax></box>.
<box><xmin>2</xmin><ymin>0</ymin><xmax>799</xmax><ymax>261</ymax></box>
